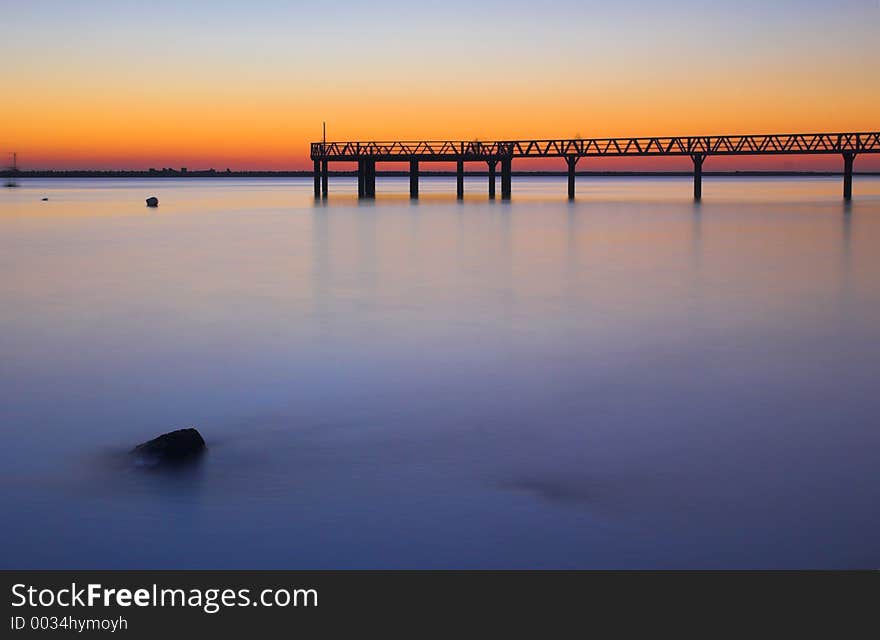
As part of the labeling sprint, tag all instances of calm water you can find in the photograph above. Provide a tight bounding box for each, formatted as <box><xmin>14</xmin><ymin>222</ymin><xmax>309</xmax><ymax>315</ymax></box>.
<box><xmin>2</xmin><ymin>176</ymin><xmax>879</xmax><ymax>568</ymax></box>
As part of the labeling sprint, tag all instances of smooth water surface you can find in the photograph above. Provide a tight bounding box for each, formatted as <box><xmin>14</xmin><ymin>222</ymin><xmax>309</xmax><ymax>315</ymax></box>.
<box><xmin>2</xmin><ymin>176</ymin><xmax>879</xmax><ymax>568</ymax></box>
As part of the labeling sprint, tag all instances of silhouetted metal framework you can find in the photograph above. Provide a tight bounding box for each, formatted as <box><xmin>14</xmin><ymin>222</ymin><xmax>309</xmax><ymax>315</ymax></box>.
<box><xmin>309</xmin><ymin>132</ymin><xmax>880</xmax><ymax>201</ymax></box>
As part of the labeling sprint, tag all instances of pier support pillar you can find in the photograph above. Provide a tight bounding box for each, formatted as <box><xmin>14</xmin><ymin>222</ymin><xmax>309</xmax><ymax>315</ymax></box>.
<box><xmin>365</xmin><ymin>160</ymin><xmax>376</xmax><ymax>198</ymax></box>
<box><xmin>313</xmin><ymin>160</ymin><xmax>321</xmax><ymax>198</ymax></box>
<box><xmin>566</xmin><ymin>156</ymin><xmax>578</xmax><ymax>200</ymax></box>
<box><xmin>410</xmin><ymin>160</ymin><xmax>419</xmax><ymax>199</ymax></box>
<box><xmin>843</xmin><ymin>152</ymin><xmax>855</xmax><ymax>201</ymax></box>
<box><xmin>692</xmin><ymin>153</ymin><xmax>704</xmax><ymax>201</ymax></box>
<box><xmin>357</xmin><ymin>161</ymin><xmax>365</xmax><ymax>198</ymax></box>
<box><xmin>456</xmin><ymin>161</ymin><xmax>464</xmax><ymax>199</ymax></box>
<box><xmin>488</xmin><ymin>160</ymin><xmax>497</xmax><ymax>200</ymax></box>
<box><xmin>501</xmin><ymin>157</ymin><xmax>512</xmax><ymax>200</ymax></box>
<box><xmin>321</xmin><ymin>160</ymin><xmax>328</xmax><ymax>198</ymax></box>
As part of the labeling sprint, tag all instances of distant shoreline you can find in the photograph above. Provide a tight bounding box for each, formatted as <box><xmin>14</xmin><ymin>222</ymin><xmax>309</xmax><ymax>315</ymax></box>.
<box><xmin>2</xmin><ymin>170</ymin><xmax>879</xmax><ymax>179</ymax></box>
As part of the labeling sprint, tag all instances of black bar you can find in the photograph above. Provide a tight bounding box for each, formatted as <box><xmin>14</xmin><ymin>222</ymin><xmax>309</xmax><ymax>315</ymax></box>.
<box><xmin>1</xmin><ymin>570</ymin><xmax>875</xmax><ymax>636</ymax></box>
<box><xmin>456</xmin><ymin>160</ymin><xmax>464</xmax><ymax>199</ymax></box>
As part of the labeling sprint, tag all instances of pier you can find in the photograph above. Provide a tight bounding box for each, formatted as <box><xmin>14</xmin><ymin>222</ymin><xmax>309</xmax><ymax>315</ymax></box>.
<box><xmin>311</xmin><ymin>132</ymin><xmax>880</xmax><ymax>201</ymax></box>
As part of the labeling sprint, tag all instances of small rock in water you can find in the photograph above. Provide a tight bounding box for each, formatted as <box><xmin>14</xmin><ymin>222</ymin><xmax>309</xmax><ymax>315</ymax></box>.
<box><xmin>130</xmin><ymin>428</ymin><xmax>206</xmax><ymax>467</ymax></box>
<box><xmin>41</xmin><ymin>197</ymin><xmax>49</xmax><ymax>201</ymax></box>
<box><xmin>145</xmin><ymin>196</ymin><xmax>159</xmax><ymax>207</ymax></box>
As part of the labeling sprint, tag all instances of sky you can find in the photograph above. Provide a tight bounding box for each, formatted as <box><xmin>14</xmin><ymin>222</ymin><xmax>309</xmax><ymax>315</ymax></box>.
<box><xmin>2</xmin><ymin>0</ymin><xmax>879</xmax><ymax>171</ymax></box>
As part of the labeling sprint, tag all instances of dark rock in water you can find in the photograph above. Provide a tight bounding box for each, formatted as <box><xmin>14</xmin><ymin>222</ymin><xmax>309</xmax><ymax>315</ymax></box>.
<box><xmin>145</xmin><ymin>196</ymin><xmax>159</xmax><ymax>207</ymax></box>
<box><xmin>41</xmin><ymin>197</ymin><xmax>49</xmax><ymax>201</ymax></box>
<box><xmin>131</xmin><ymin>428</ymin><xmax>205</xmax><ymax>467</ymax></box>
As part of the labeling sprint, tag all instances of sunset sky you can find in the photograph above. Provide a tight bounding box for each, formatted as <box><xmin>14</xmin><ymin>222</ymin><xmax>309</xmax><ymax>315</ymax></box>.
<box><xmin>2</xmin><ymin>0</ymin><xmax>879</xmax><ymax>171</ymax></box>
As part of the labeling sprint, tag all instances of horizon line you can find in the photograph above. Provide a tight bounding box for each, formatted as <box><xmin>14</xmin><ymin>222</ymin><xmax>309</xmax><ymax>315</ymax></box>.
<box><xmin>4</xmin><ymin>170</ymin><xmax>880</xmax><ymax>178</ymax></box>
